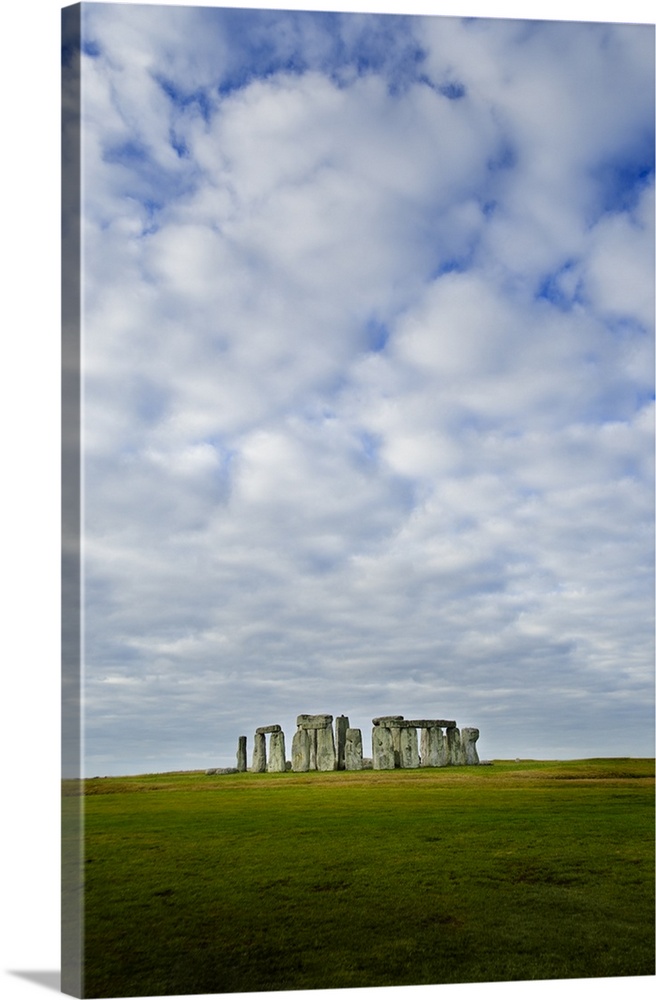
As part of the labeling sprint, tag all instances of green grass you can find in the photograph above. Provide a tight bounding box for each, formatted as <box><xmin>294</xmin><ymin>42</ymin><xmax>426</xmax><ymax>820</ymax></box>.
<box><xmin>75</xmin><ymin>758</ymin><xmax>655</xmax><ymax>997</ymax></box>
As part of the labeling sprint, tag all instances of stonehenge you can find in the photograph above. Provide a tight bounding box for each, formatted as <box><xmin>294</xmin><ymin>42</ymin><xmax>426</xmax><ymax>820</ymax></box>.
<box><xmin>372</xmin><ymin>717</ymin><xmax>476</xmax><ymax>769</ymax></box>
<box><xmin>250</xmin><ymin>724</ymin><xmax>287</xmax><ymax>773</ymax></box>
<box><xmin>222</xmin><ymin>713</ymin><xmax>481</xmax><ymax>775</ymax></box>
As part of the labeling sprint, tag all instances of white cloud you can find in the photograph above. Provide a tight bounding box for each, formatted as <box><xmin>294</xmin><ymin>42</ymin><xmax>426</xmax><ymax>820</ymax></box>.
<box><xmin>76</xmin><ymin>5</ymin><xmax>654</xmax><ymax>774</ymax></box>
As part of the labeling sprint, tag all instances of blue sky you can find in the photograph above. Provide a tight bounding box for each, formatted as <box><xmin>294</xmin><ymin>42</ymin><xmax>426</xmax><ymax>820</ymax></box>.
<box><xmin>72</xmin><ymin>2</ymin><xmax>654</xmax><ymax>776</ymax></box>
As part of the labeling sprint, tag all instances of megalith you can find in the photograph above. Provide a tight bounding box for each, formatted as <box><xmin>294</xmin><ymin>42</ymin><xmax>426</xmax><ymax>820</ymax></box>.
<box><xmin>446</xmin><ymin>726</ymin><xmax>465</xmax><ymax>765</ymax></box>
<box><xmin>316</xmin><ymin>722</ymin><xmax>337</xmax><ymax>771</ymax></box>
<box><xmin>267</xmin><ymin>730</ymin><xmax>287</xmax><ymax>772</ymax></box>
<box><xmin>335</xmin><ymin>715</ymin><xmax>349</xmax><ymax>770</ymax></box>
<box><xmin>461</xmin><ymin>727</ymin><xmax>480</xmax><ymax>765</ymax></box>
<box><xmin>297</xmin><ymin>714</ymin><xmax>333</xmax><ymax>729</ymax></box>
<box><xmin>236</xmin><ymin>735</ymin><xmax>247</xmax><ymax>772</ymax></box>
<box><xmin>345</xmin><ymin>728</ymin><xmax>363</xmax><ymax>770</ymax></box>
<box><xmin>291</xmin><ymin>728</ymin><xmax>311</xmax><ymax>772</ymax></box>
<box><xmin>308</xmin><ymin>729</ymin><xmax>318</xmax><ymax>770</ymax></box>
<box><xmin>375</xmin><ymin>717</ymin><xmax>404</xmax><ymax>767</ymax></box>
<box><xmin>420</xmin><ymin>726</ymin><xmax>447</xmax><ymax>767</ymax></box>
<box><xmin>399</xmin><ymin>725</ymin><xmax>420</xmax><ymax>769</ymax></box>
<box><xmin>372</xmin><ymin>725</ymin><xmax>395</xmax><ymax>769</ymax></box>
<box><xmin>252</xmin><ymin>731</ymin><xmax>266</xmax><ymax>772</ymax></box>
<box><xmin>296</xmin><ymin>714</ymin><xmax>336</xmax><ymax>771</ymax></box>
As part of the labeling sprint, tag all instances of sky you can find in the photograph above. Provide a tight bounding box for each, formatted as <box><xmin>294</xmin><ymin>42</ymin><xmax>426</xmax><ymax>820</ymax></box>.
<box><xmin>0</xmin><ymin>2</ymin><xmax>653</xmax><ymax>1000</ymax></box>
<box><xmin>67</xmin><ymin>1</ymin><xmax>655</xmax><ymax>776</ymax></box>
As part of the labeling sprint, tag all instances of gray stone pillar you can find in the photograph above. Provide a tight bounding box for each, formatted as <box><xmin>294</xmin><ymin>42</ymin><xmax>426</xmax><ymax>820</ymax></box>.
<box><xmin>399</xmin><ymin>726</ymin><xmax>419</xmax><ymax>768</ymax></box>
<box><xmin>372</xmin><ymin>726</ymin><xmax>395</xmax><ymax>769</ymax></box>
<box><xmin>308</xmin><ymin>730</ymin><xmax>318</xmax><ymax>770</ymax></box>
<box><xmin>461</xmin><ymin>727</ymin><xmax>480</xmax><ymax>765</ymax></box>
<box><xmin>446</xmin><ymin>726</ymin><xmax>465</xmax><ymax>765</ymax></box>
<box><xmin>291</xmin><ymin>728</ymin><xmax>311</xmax><ymax>772</ymax></box>
<box><xmin>335</xmin><ymin>715</ymin><xmax>349</xmax><ymax>770</ymax></box>
<box><xmin>316</xmin><ymin>723</ymin><xmax>337</xmax><ymax>771</ymax></box>
<box><xmin>267</xmin><ymin>731</ymin><xmax>287</xmax><ymax>772</ymax></box>
<box><xmin>420</xmin><ymin>727</ymin><xmax>434</xmax><ymax>766</ymax></box>
<box><xmin>345</xmin><ymin>728</ymin><xmax>363</xmax><ymax>770</ymax></box>
<box><xmin>236</xmin><ymin>735</ymin><xmax>247</xmax><ymax>772</ymax></box>
<box><xmin>374</xmin><ymin>717</ymin><xmax>404</xmax><ymax>768</ymax></box>
<box><xmin>252</xmin><ymin>731</ymin><xmax>266</xmax><ymax>772</ymax></box>
<box><xmin>420</xmin><ymin>726</ymin><xmax>446</xmax><ymax>767</ymax></box>
<box><xmin>437</xmin><ymin>727</ymin><xmax>449</xmax><ymax>766</ymax></box>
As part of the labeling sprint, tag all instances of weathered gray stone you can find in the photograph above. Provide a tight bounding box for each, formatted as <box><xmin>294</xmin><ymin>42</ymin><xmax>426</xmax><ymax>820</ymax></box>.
<box><xmin>205</xmin><ymin>768</ymin><xmax>217</xmax><ymax>775</ymax></box>
<box><xmin>372</xmin><ymin>726</ymin><xmax>395</xmax><ymax>769</ymax></box>
<box><xmin>399</xmin><ymin>726</ymin><xmax>420</xmax><ymax>768</ymax></box>
<box><xmin>296</xmin><ymin>714</ymin><xmax>333</xmax><ymax>729</ymax></box>
<box><xmin>389</xmin><ymin>719</ymin><xmax>456</xmax><ymax>729</ymax></box>
<box><xmin>461</xmin><ymin>727</ymin><xmax>480</xmax><ymax>765</ymax></box>
<box><xmin>446</xmin><ymin>727</ymin><xmax>465</xmax><ymax>765</ymax></box>
<box><xmin>420</xmin><ymin>726</ymin><xmax>447</xmax><ymax>767</ymax></box>
<box><xmin>335</xmin><ymin>715</ymin><xmax>349</xmax><ymax>770</ymax></box>
<box><xmin>344</xmin><ymin>728</ymin><xmax>363</xmax><ymax>770</ymax></box>
<box><xmin>251</xmin><ymin>731</ymin><xmax>266</xmax><ymax>772</ymax></box>
<box><xmin>391</xmin><ymin>726</ymin><xmax>402</xmax><ymax>767</ymax></box>
<box><xmin>372</xmin><ymin>716</ymin><xmax>404</xmax><ymax>726</ymax></box>
<box><xmin>215</xmin><ymin>767</ymin><xmax>239</xmax><ymax>775</ymax></box>
<box><xmin>256</xmin><ymin>724</ymin><xmax>282</xmax><ymax>734</ymax></box>
<box><xmin>316</xmin><ymin>722</ymin><xmax>337</xmax><ymax>771</ymax></box>
<box><xmin>267</xmin><ymin>730</ymin><xmax>287</xmax><ymax>772</ymax></box>
<box><xmin>236</xmin><ymin>736</ymin><xmax>247</xmax><ymax>772</ymax></box>
<box><xmin>362</xmin><ymin>758</ymin><xmax>373</xmax><ymax>769</ymax></box>
<box><xmin>308</xmin><ymin>728</ymin><xmax>318</xmax><ymax>771</ymax></box>
<box><xmin>291</xmin><ymin>727</ymin><xmax>311</xmax><ymax>772</ymax></box>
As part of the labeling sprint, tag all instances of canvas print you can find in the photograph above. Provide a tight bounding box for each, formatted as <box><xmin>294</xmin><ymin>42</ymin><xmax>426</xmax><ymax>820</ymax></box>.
<box><xmin>61</xmin><ymin>2</ymin><xmax>655</xmax><ymax>997</ymax></box>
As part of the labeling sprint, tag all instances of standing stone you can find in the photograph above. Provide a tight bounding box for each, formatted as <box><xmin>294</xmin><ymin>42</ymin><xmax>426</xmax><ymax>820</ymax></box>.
<box><xmin>372</xmin><ymin>726</ymin><xmax>395</xmax><ymax>770</ymax></box>
<box><xmin>384</xmin><ymin>720</ymin><xmax>404</xmax><ymax>767</ymax></box>
<box><xmin>236</xmin><ymin>736</ymin><xmax>247</xmax><ymax>772</ymax></box>
<box><xmin>292</xmin><ymin>728</ymin><xmax>311</xmax><ymax>772</ymax></box>
<box><xmin>335</xmin><ymin>715</ymin><xmax>349</xmax><ymax>770</ymax></box>
<box><xmin>446</xmin><ymin>727</ymin><xmax>465</xmax><ymax>765</ymax></box>
<box><xmin>420</xmin><ymin>727</ymin><xmax>446</xmax><ymax>767</ymax></box>
<box><xmin>308</xmin><ymin>729</ymin><xmax>318</xmax><ymax>770</ymax></box>
<box><xmin>461</xmin><ymin>727</ymin><xmax>480</xmax><ymax>765</ymax></box>
<box><xmin>252</xmin><ymin>731</ymin><xmax>266</xmax><ymax>772</ymax></box>
<box><xmin>437</xmin><ymin>728</ymin><xmax>449</xmax><ymax>766</ymax></box>
<box><xmin>420</xmin><ymin>727</ymin><xmax>435</xmax><ymax>767</ymax></box>
<box><xmin>344</xmin><ymin>728</ymin><xmax>363</xmax><ymax>770</ymax></box>
<box><xmin>392</xmin><ymin>727</ymin><xmax>402</xmax><ymax>768</ymax></box>
<box><xmin>316</xmin><ymin>722</ymin><xmax>337</xmax><ymax>771</ymax></box>
<box><xmin>399</xmin><ymin>726</ymin><xmax>420</xmax><ymax>768</ymax></box>
<box><xmin>267</xmin><ymin>731</ymin><xmax>287</xmax><ymax>772</ymax></box>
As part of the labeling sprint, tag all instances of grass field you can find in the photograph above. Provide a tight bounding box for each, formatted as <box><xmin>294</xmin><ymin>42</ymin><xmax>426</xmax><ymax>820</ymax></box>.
<box><xmin>72</xmin><ymin>758</ymin><xmax>654</xmax><ymax>997</ymax></box>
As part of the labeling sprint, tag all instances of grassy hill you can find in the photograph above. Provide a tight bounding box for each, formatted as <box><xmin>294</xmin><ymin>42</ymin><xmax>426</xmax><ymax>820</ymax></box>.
<box><xmin>71</xmin><ymin>758</ymin><xmax>654</xmax><ymax>996</ymax></box>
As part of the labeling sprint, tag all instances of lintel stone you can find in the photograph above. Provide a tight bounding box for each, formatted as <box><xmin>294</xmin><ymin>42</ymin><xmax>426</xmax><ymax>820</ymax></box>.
<box><xmin>255</xmin><ymin>724</ymin><xmax>282</xmax><ymax>734</ymax></box>
<box><xmin>388</xmin><ymin>719</ymin><xmax>456</xmax><ymax>729</ymax></box>
<box><xmin>296</xmin><ymin>714</ymin><xmax>333</xmax><ymax>729</ymax></box>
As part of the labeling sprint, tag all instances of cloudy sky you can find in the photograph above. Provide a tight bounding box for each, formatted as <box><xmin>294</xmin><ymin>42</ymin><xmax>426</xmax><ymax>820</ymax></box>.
<box><xmin>71</xmin><ymin>1</ymin><xmax>654</xmax><ymax>776</ymax></box>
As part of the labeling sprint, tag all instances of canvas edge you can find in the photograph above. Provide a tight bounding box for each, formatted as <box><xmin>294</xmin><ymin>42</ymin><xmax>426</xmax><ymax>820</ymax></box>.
<box><xmin>61</xmin><ymin>3</ymin><xmax>84</xmax><ymax>997</ymax></box>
